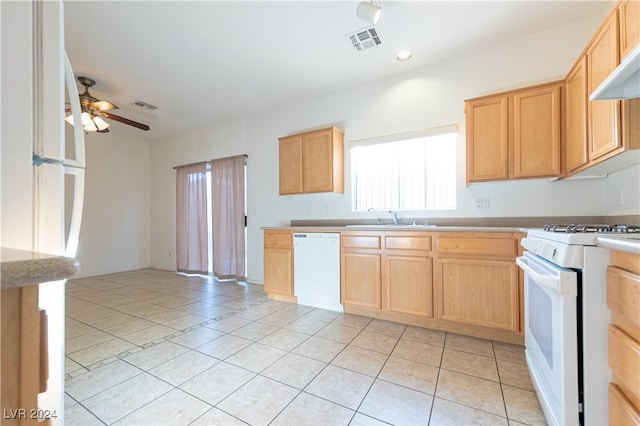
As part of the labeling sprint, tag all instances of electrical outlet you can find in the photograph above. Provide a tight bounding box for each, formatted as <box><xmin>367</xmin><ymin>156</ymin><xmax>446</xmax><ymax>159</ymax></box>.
<box><xmin>322</xmin><ymin>204</ymin><xmax>329</xmax><ymax>214</ymax></box>
<box><xmin>618</xmin><ymin>189</ymin><xmax>624</xmax><ymax>206</ymax></box>
<box><xmin>475</xmin><ymin>198</ymin><xmax>489</xmax><ymax>210</ymax></box>
<box><xmin>306</xmin><ymin>204</ymin><xmax>312</xmax><ymax>214</ymax></box>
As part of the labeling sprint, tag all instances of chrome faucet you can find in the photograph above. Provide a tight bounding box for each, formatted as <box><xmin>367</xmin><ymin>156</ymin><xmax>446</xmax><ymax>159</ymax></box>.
<box><xmin>389</xmin><ymin>210</ymin><xmax>399</xmax><ymax>225</ymax></box>
<box><xmin>368</xmin><ymin>207</ymin><xmax>382</xmax><ymax>225</ymax></box>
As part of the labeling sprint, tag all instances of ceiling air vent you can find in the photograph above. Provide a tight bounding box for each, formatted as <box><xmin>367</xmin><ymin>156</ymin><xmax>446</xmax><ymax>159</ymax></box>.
<box><xmin>129</xmin><ymin>100</ymin><xmax>158</xmax><ymax>111</ymax></box>
<box><xmin>347</xmin><ymin>27</ymin><xmax>382</xmax><ymax>52</ymax></box>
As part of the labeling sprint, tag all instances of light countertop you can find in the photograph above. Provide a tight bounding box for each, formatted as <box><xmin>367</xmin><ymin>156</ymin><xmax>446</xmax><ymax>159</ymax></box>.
<box><xmin>596</xmin><ymin>236</ymin><xmax>640</xmax><ymax>255</ymax></box>
<box><xmin>262</xmin><ymin>225</ymin><xmax>526</xmax><ymax>233</ymax></box>
<box><xmin>1</xmin><ymin>247</ymin><xmax>79</xmax><ymax>289</ymax></box>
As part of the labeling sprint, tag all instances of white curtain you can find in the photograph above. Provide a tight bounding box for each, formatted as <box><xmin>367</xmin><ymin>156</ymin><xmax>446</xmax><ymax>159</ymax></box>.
<box><xmin>210</xmin><ymin>155</ymin><xmax>246</xmax><ymax>280</ymax></box>
<box><xmin>175</xmin><ymin>162</ymin><xmax>208</xmax><ymax>274</ymax></box>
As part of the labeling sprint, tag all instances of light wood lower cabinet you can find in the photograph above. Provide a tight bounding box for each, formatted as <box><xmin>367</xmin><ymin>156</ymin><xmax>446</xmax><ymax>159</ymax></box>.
<box><xmin>385</xmin><ymin>255</ymin><xmax>433</xmax><ymax>318</ymax></box>
<box><xmin>435</xmin><ymin>233</ymin><xmax>522</xmax><ymax>334</ymax></box>
<box><xmin>436</xmin><ymin>258</ymin><xmax>519</xmax><ymax>331</ymax></box>
<box><xmin>341</xmin><ymin>231</ymin><xmax>432</xmax><ymax>316</ymax></box>
<box><xmin>1</xmin><ymin>285</ymin><xmax>49</xmax><ymax>426</ymax></box>
<box><xmin>263</xmin><ymin>229</ymin><xmax>523</xmax><ymax>343</ymax></box>
<box><xmin>341</xmin><ymin>252</ymin><xmax>381</xmax><ymax>309</ymax></box>
<box><xmin>607</xmin><ymin>249</ymin><xmax>640</xmax><ymax>423</ymax></box>
<box><xmin>263</xmin><ymin>230</ymin><xmax>295</xmax><ymax>301</ymax></box>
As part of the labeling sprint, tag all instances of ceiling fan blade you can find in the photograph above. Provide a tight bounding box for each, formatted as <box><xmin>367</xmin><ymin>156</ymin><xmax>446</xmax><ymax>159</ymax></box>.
<box><xmin>101</xmin><ymin>112</ymin><xmax>150</xmax><ymax>131</ymax></box>
<box><xmin>89</xmin><ymin>100</ymin><xmax>118</xmax><ymax>112</ymax></box>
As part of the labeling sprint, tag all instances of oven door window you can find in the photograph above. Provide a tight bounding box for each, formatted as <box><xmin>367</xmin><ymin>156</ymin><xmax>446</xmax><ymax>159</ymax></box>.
<box><xmin>528</xmin><ymin>281</ymin><xmax>553</xmax><ymax>369</ymax></box>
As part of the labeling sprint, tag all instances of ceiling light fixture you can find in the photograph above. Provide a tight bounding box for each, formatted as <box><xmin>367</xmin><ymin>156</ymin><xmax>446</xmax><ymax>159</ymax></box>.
<box><xmin>357</xmin><ymin>1</ymin><xmax>381</xmax><ymax>26</ymax></box>
<box><xmin>65</xmin><ymin>110</ymin><xmax>110</xmax><ymax>132</ymax></box>
<box><xmin>396</xmin><ymin>50</ymin><xmax>412</xmax><ymax>61</ymax></box>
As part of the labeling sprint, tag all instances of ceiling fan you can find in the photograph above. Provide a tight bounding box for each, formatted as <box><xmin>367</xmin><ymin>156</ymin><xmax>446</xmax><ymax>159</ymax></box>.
<box><xmin>65</xmin><ymin>76</ymin><xmax>150</xmax><ymax>133</ymax></box>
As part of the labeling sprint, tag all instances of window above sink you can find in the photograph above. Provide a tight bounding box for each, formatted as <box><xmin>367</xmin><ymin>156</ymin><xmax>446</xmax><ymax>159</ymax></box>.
<box><xmin>350</xmin><ymin>125</ymin><xmax>458</xmax><ymax>212</ymax></box>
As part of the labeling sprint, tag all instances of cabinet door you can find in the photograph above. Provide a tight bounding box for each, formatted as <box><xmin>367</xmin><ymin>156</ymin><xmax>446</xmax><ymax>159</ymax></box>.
<box><xmin>565</xmin><ymin>57</ymin><xmax>589</xmax><ymax>174</ymax></box>
<box><xmin>436</xmin><ymin>258</ymin><xmax>519</xmax><ymax>331</ymax></box>
<box><xmin>609</xmin><ymin>383</ymin><xmax>640</xmax><ymax>426</ymax></box>
<box><xmin>341</xmin><ymin>252</ymin><xmax>381</xmax><ymax>309</ymax></box>
<box><xmin>384</xmin><ymin>255</ymin><xmax>433</xmax><ymax>318</ymax></box>
<box><xmin>620</xmin><ymin>0</ymin><xmax>640</xmax><ymax>59</ymax></box>
<box><xmin>279</xmin><ymin>136</ymin><xmax>303</xmax><ymax>195</ymax></box>
<box><xmin>512</xmin><ymin>84</ymin><xmax>561</xmax><ymax>178</ymax></box>
<box><xmin>302</xmin><ymin>129</ymin><xmax>334</xmax><ymax>193</ymax></box>
<box><xmin>588</xmin><ymin>12</ymin><xmax>621</xmax><ymax>161</ymax></box>
<box><xmin>466</xmin><ymin>96</ymin><xmax>509</xmax><ymax>182</ymax></box>
<box><xmin>264</xmin><ymin>248</ymin><xmax>293</xmax><ymax>296</ymax></box>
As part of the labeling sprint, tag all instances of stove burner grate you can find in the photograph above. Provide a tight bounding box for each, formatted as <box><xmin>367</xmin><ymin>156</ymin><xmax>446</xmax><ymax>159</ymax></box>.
<box><xmin>543</xmin><ymin>224</ymin><xmax>640</xmax><ymax>234</ymax></box>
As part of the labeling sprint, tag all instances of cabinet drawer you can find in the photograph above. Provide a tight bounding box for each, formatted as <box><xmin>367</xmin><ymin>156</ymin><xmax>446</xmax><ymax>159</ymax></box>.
<box><xmin>609</xmin><ymin>325</ymin><xmax>640</xmax><ymax>406</ymax></box>
<box><xmin>612</xmin><ymin>250</ymin><xmax>640</xmax><ymax>275</ymax></box>
<box><xmin>342</xmin><ymin>235</ymin><xmax>381</xmax><ymax>250</ymax></box>
<box><xmin>264</xmin><ymin>231</ymin><xmax>292</xmax><ymax>248</ymax></box>
<box><xmin>436</xmin><ymin>237</ymin><xmax>517</xmax><ymax>257</ymax></box>
<box><xmin>384</xmin><ymin>235</ymin><xmax>431</xmax><ymax>251</ymax></box>
<box><xmin>609</xmin><ymin>383</ymin><xmax>640</xmax><ymax>425</ymax></box>
<box><xmin>608</xmin><ymin>265</ymin><xmax>640</xmax><ymax>341</ymax></box>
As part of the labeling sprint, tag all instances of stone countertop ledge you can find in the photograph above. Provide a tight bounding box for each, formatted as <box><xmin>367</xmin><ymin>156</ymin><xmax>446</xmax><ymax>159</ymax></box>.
<box><xmin>595</xmin><ymin>236</ymin><xmax>640</xmax><ymax>255</ymax></box>
<box><xmin>1</xmin><ymin>247</ymin><xmax>79</xmax><ymax>289</ymax></box>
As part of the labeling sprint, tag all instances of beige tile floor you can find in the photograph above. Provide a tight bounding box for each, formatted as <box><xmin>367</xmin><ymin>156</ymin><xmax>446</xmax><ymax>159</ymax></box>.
<box><xmin>64</xmin><ymin>269</ymin><xmax>546</xmax><ymax>426</ymax></box>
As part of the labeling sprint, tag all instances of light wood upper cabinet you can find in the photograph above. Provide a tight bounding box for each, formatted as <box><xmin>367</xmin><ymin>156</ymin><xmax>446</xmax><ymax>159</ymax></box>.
<box><xmin>564</xmin><ymin>56</ymin><xmax>589</xmax><ymax>174</ymax></box>
<box><xmin>263</xmin><ymin>230</ymin><xmax>294</xmax><ymax>299</ymax></box>
<box><xmin>563</xmin><ymin>3</ymin><xmax>640</xmax><ymax>176</ymax></box>
<box><xmin>278</xmin><ymin>136</ymin><xmax>303</xmax><ymax>195</ymax></box>
<box><xmin>465</xmin><ymin>81</ymin><xmax>562</xmax><ymax>183</ymax></box>
<box><xmin>512</xmin><ymin>84</ymin><xmax>561</xmax><ymax>178</ymax></box>
<box><xmin>466</xmin><ymin>95</ymin><xmax>509</xmax><ymax>182</ymax></box>
<box><xmin>588</xmin><ymin>11</ymin><xmax>622</xmax><ymax>161</ymax></box>
<box><xmin>619</xmin><ymin>0</ymin><xmax>640</xmax><ymax>59</ymax></box>
<box><xmin>278</xmin><ymin>127</ymin><xmax>344</xmax><ymax>195</ymax></box>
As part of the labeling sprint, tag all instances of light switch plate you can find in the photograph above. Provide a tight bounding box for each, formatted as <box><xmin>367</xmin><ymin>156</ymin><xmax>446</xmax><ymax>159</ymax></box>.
<box><xmin>475</xmin><ymin>198</ymin><xmax>489</xmax><ymax>210</ymax></box>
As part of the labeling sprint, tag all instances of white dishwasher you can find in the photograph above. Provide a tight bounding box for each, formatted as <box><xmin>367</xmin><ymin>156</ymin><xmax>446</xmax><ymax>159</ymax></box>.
<box><xmin>293</xmin><ymin>232</ymin><xmax>342</xmax><ymax>312</ymax></box>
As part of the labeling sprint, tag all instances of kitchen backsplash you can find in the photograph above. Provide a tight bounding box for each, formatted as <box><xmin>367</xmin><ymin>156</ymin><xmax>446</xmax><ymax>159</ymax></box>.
<box><xmin>291</xmin><ymin>215</ymin><xmax>640</xmax><ymax>228</ymax></box>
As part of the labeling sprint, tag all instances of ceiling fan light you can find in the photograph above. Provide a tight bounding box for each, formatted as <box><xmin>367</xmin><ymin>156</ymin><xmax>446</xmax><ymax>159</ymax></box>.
<box><xmin>92</xmin><ymin>116</ymin><xmax>109</xmax><ymax>131</ymax></box>
<box><xmin>357</xmin><ymin>1</ymin><xmax>381</xmax><ymax>25</ymax></box>
<box><xmin>65</xmin><ymin>111</ymin><xmax>93</xmax><ymax>127</ymax></box>
<box><xmin>80</xmin><ymin>112</ymin><xmax>93</xmax><ymax>126</ymax></box>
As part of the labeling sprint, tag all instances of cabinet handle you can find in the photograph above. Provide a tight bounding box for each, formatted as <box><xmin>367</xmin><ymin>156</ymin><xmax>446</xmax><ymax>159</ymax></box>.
<box><xmin>39</xmin><ymin>309</ymin><xmax>48</xmax><ymax>393</ymax></box>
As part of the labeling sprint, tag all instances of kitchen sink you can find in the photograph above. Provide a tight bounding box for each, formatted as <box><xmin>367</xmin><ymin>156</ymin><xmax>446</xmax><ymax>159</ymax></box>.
<box><xmin>345</xmin><ymin>224</ymin><xmax>436</xmax><ymax>228</ymax></box>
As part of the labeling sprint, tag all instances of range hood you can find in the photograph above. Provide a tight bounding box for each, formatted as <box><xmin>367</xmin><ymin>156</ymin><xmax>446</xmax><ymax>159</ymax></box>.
<box><xmin>590</xmin><ymin>44</ymin><xmax>640</xmax><ymax>100</ymax></box>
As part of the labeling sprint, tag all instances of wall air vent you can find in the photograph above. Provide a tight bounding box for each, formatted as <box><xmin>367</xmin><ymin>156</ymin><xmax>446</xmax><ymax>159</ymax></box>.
<box><xmin>347</xmin><ymin>27</ymin><xmax>382</xmax><ymax>52</ymax></box>
<box><xmin>129</xmin><ymin>100</ymin><xmax>158</xmax><ymax>111</ymax></box>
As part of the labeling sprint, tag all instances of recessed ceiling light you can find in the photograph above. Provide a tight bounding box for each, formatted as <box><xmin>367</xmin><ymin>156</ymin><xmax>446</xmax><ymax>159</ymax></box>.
<box><xmin>396</xmin><ymin>50</ymin><xmax>412</xmax><ymax>61</ymax></box>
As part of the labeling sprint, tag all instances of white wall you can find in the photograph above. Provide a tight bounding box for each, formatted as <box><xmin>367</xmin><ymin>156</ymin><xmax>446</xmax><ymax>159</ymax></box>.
<box><xmin>149</xmin><ymin>14</ymin><xmax>638</xmax><ymax>283</ymax></box>
<box><xmin>75</xmin><ymin>132</ymin><xmax>151</xmax><ymax>277</ymax></box>
<box><xmin>606</xmin><ymin>165</ymin><xmax>640</xmax><ymax>216</ymax></box>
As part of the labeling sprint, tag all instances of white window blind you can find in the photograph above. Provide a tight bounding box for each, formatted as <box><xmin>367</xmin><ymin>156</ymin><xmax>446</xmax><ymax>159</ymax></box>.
<box><xmin>350</xmin><ymin>125</ymin><xmax>457</xmax><ymax>211</ymax></box>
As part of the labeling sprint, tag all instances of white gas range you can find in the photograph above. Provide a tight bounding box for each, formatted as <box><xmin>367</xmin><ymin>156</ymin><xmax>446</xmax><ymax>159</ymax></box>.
<box><xmin>517</xmin><ymin>224</ymin><xmax>639</xmax><ymax>426</ymax></box>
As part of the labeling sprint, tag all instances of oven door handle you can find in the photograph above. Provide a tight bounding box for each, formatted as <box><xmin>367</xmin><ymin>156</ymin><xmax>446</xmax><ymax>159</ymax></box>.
<box><xmin>516</xmin><ymin>256</ymin><xmax>561</xmax><ymax>291</ymax></box>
